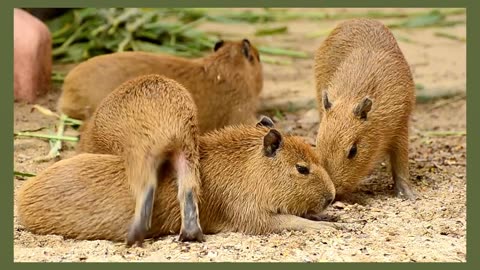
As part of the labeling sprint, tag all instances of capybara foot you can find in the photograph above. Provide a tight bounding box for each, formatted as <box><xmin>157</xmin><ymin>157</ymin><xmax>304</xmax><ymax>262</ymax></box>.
<box><xmin>394</xmin><ymin>180</ymin><xmax>417</xmax><ymax>200</ymax></box>
<box><xmin>126</xmin><ymin>221</ymin><xmax>147</xmax><ymax>247</ymax></box>
<box><xmin>178</xmin><ymin>189</ymin><xmax>204</xmax><ymax>242</ymax></box>
<box><xmin>126</xmin><ymin>186</ymin><xmax>156</xmax><ymax>247</ymax></box>
<box><xmin>303</xmin><ymin>212</ymin><xmax>339</xmax><ymax>222</ymax></box>
<box><xmin>178</xmin><ymin>226</ymin><xmax>204</xmax><ymax>242</ymax></box>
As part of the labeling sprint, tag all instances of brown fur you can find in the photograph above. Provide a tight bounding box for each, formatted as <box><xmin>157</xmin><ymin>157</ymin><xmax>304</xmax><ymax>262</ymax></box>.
<box><xmin>313</xmin><ymin>19</ymin><xmax>416</xmax><ymax>199</ymax></box>
<box><xmin>16</xmin><ymin>125</ymin><xmax>337</xmax><ymax>242</ymax></box>
<box><xmin>77</xmin><ymin>74</ymin><xmax>203</xmax><ymax>246</ymax></box>
<box><xmin>57</xmin><ymin>39</ymin><xmax>263</xmax><ymax>133</ymax></box>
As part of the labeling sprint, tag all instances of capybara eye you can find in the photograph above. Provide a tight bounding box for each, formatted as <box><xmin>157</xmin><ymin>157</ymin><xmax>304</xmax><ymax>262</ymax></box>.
<box><xmin>296</xmin><ymin>164</ymin><xmax>310</xmax><ymax>175</ymax></box>
<box><xmin>348</xmin><ymin>143</ymin><xmax>358</xmax><ymax>159</ymax></box>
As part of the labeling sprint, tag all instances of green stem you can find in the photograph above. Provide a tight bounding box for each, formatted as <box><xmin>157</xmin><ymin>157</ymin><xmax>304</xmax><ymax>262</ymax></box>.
<box><xmin>47</xmin><ymin>115</ymin><xmax>67</xmax><ymax>157</ymax></box>
<box><xmin>260</xmin><ymin>55</ymin><xmax>292</xmax><ymax>65</ymax></box>
<box><xmin>64</xmin><ymin>116</ymin><xmax>83</xmax><ymax>126</ymax></box>
<box><xmin>259</xmin><ymin>46</ymin><xmax>308</xmax><ymax>58</ymax></box>
<box><xmin>170</xmin><ymin>16</ymin><xmax>207</xmax><ymax>34</ymax></box>
<box><xmin>14</xmin><ymin>171</ymin><xmax>36</xmax><ymax>178</ymax></box>
<box><xmin>14</xmin><ymin>132</ymin><xmax>79</xmax><ymax>142</ymax></box>
<box><xmin>52</xmin><ymin>24</ymin><xmax>87</xmax><ymax>56</ymax></box>
<box><xmin>117</xmin><ymin>32</ymin><xmax>132</xmax><ymax>52</ymax></box>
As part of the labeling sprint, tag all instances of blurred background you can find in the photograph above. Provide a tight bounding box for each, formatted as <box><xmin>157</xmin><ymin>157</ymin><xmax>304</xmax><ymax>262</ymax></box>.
<box><xmin>12</xmin><ymin>7</ymin><xmax>465</xmax><ymax>118</ymax></box>
<box><xmin>30</xmin><ymin>8</ymin><xmax>467</xmax><ymax>109</ymax></box>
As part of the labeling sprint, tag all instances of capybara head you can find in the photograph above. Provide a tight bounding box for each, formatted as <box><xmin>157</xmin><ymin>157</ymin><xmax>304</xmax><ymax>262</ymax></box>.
<box><xmin>316</xmin><ymin>90</ymin><xmax>379</xmax><ymax>195</ymax></box>
<box><xmin>201</xmin><ymin>117</ymin><xmax>335</xmax><ymax>218</ymax></box>
<box><xmin>267</xmin><ymin>131</ymin><xmax>336</xmax><ymax>216</ymax></box>
<box><xmin>211</xmin><ymin>38</ymin><xmax>263</xmax><ymax>95</ymax></box>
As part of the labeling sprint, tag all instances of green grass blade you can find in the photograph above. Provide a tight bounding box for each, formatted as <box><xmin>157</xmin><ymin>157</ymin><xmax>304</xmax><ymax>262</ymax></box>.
<box><xmin>259</xmin><ymin>46</ymin><xmax>309</xmax><ymax>58</ymax></box>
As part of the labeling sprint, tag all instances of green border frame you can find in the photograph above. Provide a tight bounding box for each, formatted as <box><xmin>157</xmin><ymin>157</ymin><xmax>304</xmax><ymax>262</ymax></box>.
<box><xmin>2</xmin><ymin>0</ymin><xmax>477</xmax><ymax>268</ymax></box>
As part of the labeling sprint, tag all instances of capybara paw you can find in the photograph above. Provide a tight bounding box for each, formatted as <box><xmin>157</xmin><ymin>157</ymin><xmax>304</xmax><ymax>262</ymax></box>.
<box><xmin>303</xmin><ymin>213</ymin><xmax>339</xmax><ymax>222</ymax></box>
<box><xmin>395</xmin><ymin>182</ymin><xmax>417</xmax><ymax>201</ymax></box>
<box><xmin>178</xmin><ymin>227</ymin><xmax>205</xmax><ymax>242</ymax></box>
<box><xmin>126</xmin><ymin>221</ymin><xmax>147</xmax><ymax>247</ymax></box>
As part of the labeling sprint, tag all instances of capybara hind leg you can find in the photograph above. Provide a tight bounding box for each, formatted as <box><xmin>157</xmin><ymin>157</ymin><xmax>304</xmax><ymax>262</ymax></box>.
<box><xmin>389</xmin><ymin>129</ymin><xmax>417</xmax><ymax>200</ymax></box>
<box><xmin>174</xmin><ymin>151</ymin><xmax>204</xmax><ymax>242</ymax></box>
<box><xmin>269</xmin><ymin>214</ymin><xmax>343</xmax><ymax>233</ymax></box>
<box><xmin>125</xmin><ymin>156</ymin><xmax>159</xmax><ymax>247</ymax></box>
<box><xmin>126</xmin><ymin>184</ymin><xmax>156</xmax><ymax>247</ymax></box>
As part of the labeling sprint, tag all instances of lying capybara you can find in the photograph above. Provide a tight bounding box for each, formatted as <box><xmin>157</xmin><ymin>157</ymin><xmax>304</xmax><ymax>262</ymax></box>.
<box><xmin>77</xmin><ymin>74</ymin><xmax>203</xmax><ymax>246</ymax></box>
<box><xmin>58</xmin><ymin>39</ymin><xmax>263</xmax><ymax>133</ymax></box>
<box><xmin>16</xmin><ymin>121</ymin><xmax>338</xmax><ymax>243</ymax></box>
<box><xmin>314</xmin><ymin>18</ymin><xmax>416</xmax><ymax>200</ymax></box>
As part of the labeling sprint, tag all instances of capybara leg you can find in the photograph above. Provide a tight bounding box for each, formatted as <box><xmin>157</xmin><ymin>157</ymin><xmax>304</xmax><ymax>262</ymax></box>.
<box><xmin>125</xmin><ymin>156</ymin><xmax>159</xmax><ymax>247</ymax></box>
<box><xmin>269</xmin><ymin>214</ymin><xmax>344</xmax><ymax>233</ymax></box>
<box><xmin>389</xmin><ymin>130</ymin><xmax>417</xmax><ymax>200</ymax></box>
<box><xmin>174</xmin><ymin>151</ymin><xmax>204</xmax><ymax>242</ymax></box>
<box><xmin>302</xmin><ymin>212</ymin><xmax>338</xmax><ymax>222</ymax></box>
<box><xmin>126</xmin><ymin>184</ymin><xmax>156</xmax><ymax>247</ymax></box>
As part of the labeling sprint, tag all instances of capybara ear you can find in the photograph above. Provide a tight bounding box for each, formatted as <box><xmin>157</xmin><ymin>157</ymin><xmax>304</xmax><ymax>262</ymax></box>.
<box><xmin>214</xmin><ymin>40</ymin><xmax>224</xmax><ymax>51</ymax></box>
<box><xmin>242</xmin><ymin>38</ymin><xmax>251</xmax><ymax>60</ymax></box>
<box><xmin>263</xmin><ymin>129</ymin><xmax>282</xmax><ymax>157</ymax></box>
<box><xmin>353</xmin><ymin>96</ymin><xmax>373</xmax><ymax>120</ymax></box>
<box><xmin>322</xmin><ymin>91</ymin><xmax>332</xmax><ymax>111</ymax></box>
<box><xmin>256</xmin><ymin>115</ymin><xmax>275</xmax><ymax>128</ymax></box>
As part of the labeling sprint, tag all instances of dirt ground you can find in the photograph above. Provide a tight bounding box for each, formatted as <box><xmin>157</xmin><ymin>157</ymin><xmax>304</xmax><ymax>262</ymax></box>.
<box><xmin>13</xmin><ymin>8</ymin><xmax>466</xmax><ymax>262</ymax></box>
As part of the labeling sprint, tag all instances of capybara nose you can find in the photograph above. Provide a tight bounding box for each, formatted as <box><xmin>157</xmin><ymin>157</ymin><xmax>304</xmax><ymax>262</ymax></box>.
<box><xmin>329</xmin><ymin>197</ymin><xmax>335</xmax><ymax>205</ymax></box>
<box><xmin>323</xmin><ymin>196</ymin><xmax>334</xmax><ymax>209</ymax></box>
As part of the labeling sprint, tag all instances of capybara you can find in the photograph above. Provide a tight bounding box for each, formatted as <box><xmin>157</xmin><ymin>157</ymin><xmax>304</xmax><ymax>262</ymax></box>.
<box><xmin>77</xmin><ymin>74</ymin><xmax>203</xmax><ymax>246</ymax></box>
<box><xmin>57</xmin><ymin>39</ymin><xmax>263</xmax><ymax>133</ymax></box>
<box><xmin>16</xmin><ymin>121</ymin><xmax>338</xmax><ymax>243</ymax></box>
<box><xmin>313</xmin><ymin>18</ymin><xmax>416</xmax><ymax>200</ymax></box>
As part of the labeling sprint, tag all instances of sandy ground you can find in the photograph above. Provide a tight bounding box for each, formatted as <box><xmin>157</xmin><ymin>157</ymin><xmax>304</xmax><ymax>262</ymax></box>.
<box><xmin>13</xmin><ymin>8</ymin><xmax>466</xmax><ymax>262</ymax></box>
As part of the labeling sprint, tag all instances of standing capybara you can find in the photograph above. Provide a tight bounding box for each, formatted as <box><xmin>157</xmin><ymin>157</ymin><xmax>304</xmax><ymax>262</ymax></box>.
<box><xmin>16</xmin><ymin>120</ymin><xmax>338</xmax><ymax>243</ymax></box>
<box><xmin>57</xmin><ymin>39</ymin><xmax>263</xmax><ymax>133</ymax></box>
<box><xmin>313</xmin><ymin>18</ymin><xmax>416</xmax><ymax>200</ymax></box>
<box><xmin>77</xmin><ymin>74</ymin><xmax>203</xmax><ymax>246</ymax></box>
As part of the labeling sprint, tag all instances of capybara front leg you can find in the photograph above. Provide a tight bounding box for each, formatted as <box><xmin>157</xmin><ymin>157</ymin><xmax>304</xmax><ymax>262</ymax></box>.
<box><xmin>269</xmin><ymin>214</ymin><xmax>344</xmax><ymax>233</ymax></box>
<box><xmin>389</xmin><ymin>129</ymin><xmax>417</xmax><ymax>200</ymax></box>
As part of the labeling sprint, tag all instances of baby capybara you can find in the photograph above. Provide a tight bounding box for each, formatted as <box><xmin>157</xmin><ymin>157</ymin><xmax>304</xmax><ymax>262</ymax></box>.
<box><xmin>17</xmin><ymin>121</ymin><xmax>338</xmax><ymax>243</ymax></box>
<box><xmin>58</xmin><ymin>39</ymin><xmax>263</xmax><ymax>133</ymax></box>
<box><xmin>77</xmin><ymin>74</ymin><xmax>203</xmax><ymax>246</ymax></box>
<box><xmin>314</xmin><ymin>18</ymin><xmax>416</xmax><ymax>200</ymax></box>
